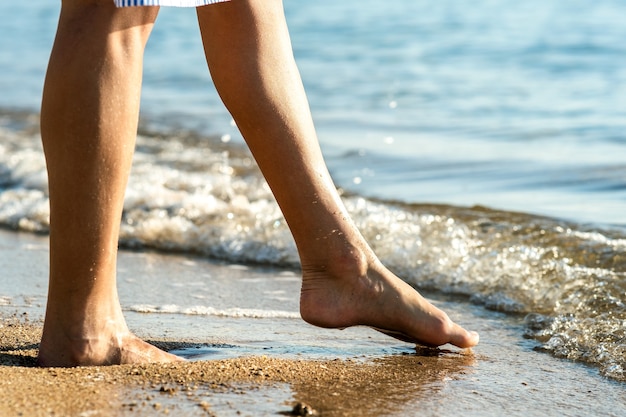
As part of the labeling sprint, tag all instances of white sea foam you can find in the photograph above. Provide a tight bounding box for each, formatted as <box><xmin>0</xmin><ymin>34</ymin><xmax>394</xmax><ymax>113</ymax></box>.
<box><xmin>566</xmin><ymin>229</ymin><xmax>626</xmax><ymax>248</ymax></box>
<box><xmin>128</xmin><ymin>304</ymin><xmax>300</xmax><ymax>319</ymax></box>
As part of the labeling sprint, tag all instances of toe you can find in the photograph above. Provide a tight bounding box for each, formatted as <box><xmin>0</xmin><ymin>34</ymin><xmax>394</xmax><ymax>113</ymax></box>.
<box><xmin>449</xmin><ymin>326</ymin><xmax>480</xmax><ymax>349</ymax></box>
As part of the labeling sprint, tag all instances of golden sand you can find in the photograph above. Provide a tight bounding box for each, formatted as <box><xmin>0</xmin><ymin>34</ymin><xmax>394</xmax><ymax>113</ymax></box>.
<box><xmin>0</xmin><ymin>314</ymin><xmax>473</xmax><ymax>416</ymax></box>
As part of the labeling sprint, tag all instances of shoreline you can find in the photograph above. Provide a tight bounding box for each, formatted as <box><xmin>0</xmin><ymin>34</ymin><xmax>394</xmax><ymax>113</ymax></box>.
<box><xmin>1</xmin><ymin>229</ymin><xmax>626</xmax><ymax>416</ymax></box>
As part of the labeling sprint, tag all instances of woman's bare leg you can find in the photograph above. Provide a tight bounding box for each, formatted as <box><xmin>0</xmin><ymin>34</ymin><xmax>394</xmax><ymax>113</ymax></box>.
<box><xmin>38</xmin><ymin>0</ymin><xmax>181</xmax><ymax>366</ymax></box>
<box><xmin>197</xmin><ymin>0</ymin><xmax>478</xmax><ymax>348</ymax></box>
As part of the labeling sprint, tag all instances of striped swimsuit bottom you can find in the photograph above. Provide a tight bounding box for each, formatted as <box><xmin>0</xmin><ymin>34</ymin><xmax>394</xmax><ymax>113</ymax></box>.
<box><xmin>114</xmin><ymin>0</ymin><xmax>229</xmax><ymax>7</ymax></box>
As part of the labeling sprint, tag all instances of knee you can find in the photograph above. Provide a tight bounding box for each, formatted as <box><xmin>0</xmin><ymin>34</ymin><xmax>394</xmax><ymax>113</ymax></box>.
<box><xmin>58</xmin><ymin>0</ymin><xmax>158</xmax><ymax>46</ymax></box>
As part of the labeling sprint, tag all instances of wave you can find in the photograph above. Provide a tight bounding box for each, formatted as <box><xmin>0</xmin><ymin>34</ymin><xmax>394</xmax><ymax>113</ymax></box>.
<box><xmin>1</xmin><ymin>110</ymin><xmax>625</xmax><ymax>382</ymax></box>
<box><xmin>128</xmin><ymin>304</ymin><xmax>300</xmax><ymax>319</ymax></box>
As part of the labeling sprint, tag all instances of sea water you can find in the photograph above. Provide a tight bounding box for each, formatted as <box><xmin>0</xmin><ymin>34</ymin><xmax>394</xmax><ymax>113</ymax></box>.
<box><xmin>0</xmin><ymin>0</ymin><xmax>625</xmax><ymax>383</ymax></box>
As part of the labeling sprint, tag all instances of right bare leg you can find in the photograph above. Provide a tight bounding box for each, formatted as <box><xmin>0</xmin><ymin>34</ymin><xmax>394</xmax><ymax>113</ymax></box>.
<box><xmin>197</xmin><ymin>0</ymin><xmax>478</xmax><ymax>349</ymax></box>
<box><xmin>37</xmin><ymin>0</ymin><xmax>180</xmax><ymax>366</ymax></box>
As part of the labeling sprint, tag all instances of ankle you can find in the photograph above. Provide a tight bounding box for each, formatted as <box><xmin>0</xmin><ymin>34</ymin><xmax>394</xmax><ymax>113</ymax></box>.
<box><xmin>299</xmin><ymin>243</ymin><xmax>378</xmax><ymax>328</ymax></box>
<box><xmin>38</xmin><ymin>336</ymin><xmax>112</xmax><ymax>367</ymax></box>
<box><xmin>300</xmin><ymin>239</ymin><xmax>372</xmax><ymax>281</ymax></box>
<box><xmin>37</xmin><ymin>309</ymin><xmax>130</xmax><ymax>367</ymax></box>
<box><xmin>38</xmin><ymin>322</ymin><xmax>128</xmax><ymax>367</ymax></box>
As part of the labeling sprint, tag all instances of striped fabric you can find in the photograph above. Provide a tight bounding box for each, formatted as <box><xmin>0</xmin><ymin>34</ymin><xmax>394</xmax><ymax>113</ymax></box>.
<box><xmin>114</xmin><ymin>0</ymin><xmax>230</xmax><ymax>7</ymax></box>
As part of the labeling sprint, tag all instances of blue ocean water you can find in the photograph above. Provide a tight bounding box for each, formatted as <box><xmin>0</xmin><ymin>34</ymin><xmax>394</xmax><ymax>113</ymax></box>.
<box><xmin>2</xmin><ymin>0</ymin><xmax>625</xmax><ymax>223</ymax></box>
<box><xmin>0</xmin><ymin>0</ymin><xmax>625</xmax><ymax>382</ymax></box>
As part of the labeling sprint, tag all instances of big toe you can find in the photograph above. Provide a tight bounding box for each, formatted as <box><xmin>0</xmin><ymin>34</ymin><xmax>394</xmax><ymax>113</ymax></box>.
<box><xmin>449</xmin><ymin>326</ymin><xmax>479</xmax><ymax>349</ymax></box>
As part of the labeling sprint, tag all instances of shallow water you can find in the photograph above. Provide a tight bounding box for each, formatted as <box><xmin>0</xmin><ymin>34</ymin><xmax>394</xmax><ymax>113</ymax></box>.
<box><xmin>0</xmin><ymin>0</ymin><xmax>625</xmax><ymax>387</ymax></box>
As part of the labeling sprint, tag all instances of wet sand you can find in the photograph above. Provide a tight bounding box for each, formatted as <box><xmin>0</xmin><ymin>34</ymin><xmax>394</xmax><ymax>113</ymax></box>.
<box><xmin>1</xmin><ymin>229</ymin><xmax>625</xmax><ymax>416</ymax></box>
<box><xmin>0</xmin><ymin>314</ymin><xmax>477</xmax><ymax>417</ymax></box>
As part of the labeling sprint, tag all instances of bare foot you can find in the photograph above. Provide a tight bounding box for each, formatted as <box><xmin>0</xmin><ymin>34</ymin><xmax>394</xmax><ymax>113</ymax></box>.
<box><xmin>37</xmin><ymin>321</ymin><xmax>183</xmax><ymax>367</ymax></box>
<box><xmin>299</xmin><ymin>249</ymin><xmax>479</xmax><ymax>349</ymax></box>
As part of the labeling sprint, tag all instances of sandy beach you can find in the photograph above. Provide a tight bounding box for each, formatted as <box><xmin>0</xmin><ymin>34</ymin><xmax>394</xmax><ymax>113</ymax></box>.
<box><xmin>1</xmin><ymin>229</ymin><xmax>625</xmax><ymax>417</ymax></box>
